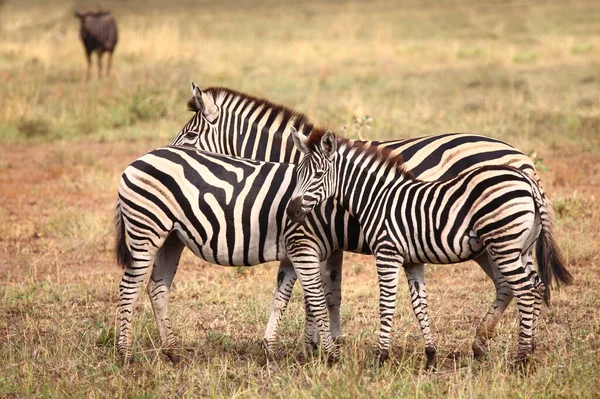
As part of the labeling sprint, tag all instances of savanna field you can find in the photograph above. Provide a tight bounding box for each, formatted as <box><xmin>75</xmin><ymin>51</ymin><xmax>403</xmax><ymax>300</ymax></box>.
<box><xmin>1</xmin><ymin>0</ymin><xmax>599</xmax><ymax>397</ymax></box>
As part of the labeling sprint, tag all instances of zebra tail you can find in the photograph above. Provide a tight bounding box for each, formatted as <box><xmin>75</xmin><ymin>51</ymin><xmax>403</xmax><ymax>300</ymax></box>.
<box><xmin>114</xmin><ymin>203</ymin><xmax>133</xmax><ymax>269</ymax></box>
<box><xmin>525</xmin><ymin>173</ymin><xmax>573</xmax><ymax>305</ymax></box>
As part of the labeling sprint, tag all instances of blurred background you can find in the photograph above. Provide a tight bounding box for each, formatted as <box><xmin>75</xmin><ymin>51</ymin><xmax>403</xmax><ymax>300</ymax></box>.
<box><xmin>0</xmin><ymin>0</ymin><xmax>599</xmax><ymax>397</ymax></box>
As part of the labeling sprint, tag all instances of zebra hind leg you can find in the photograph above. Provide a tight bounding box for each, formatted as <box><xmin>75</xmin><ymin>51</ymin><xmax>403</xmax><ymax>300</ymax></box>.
<box><xmin>118</xmin><ymin>244</ymin><xmax>157</xmax><ymax>364</ymax></box>
<box><xmin>147</xmin><ymin>234</ymin><xmax>185</xmax><ymax>365</ymax></box>
<box><xmin>404</xmin><ymin>263</ymin><xmax>437</xmax><ymax>370</ymax></box>
<box><xmin>472</xmin><ymin>251</ymin><xmax>514</xmax><ymax>359</ymax></box>
<box><xmin>323</xmin><ymin>250</ymin><xmax>343</xmax><ymax>343</ymax></box>
<box><xmin>523</xmin><ymin>250</ymin><xmax>544</xmax><ymax>354</ymax></box>
<box><xmin>288</xmin><ymin>246</ymin><xmax>339</xmax><ymax>363</ymax></box>
<box><xmin>487</xmin><ymin>251</ymin><xmax>538</xmax><ymax>365</ymax></box>
<box><xmin>262</xmin><ymin>261</ymin><xmax>298</xmax><ymax>361</ymax></box>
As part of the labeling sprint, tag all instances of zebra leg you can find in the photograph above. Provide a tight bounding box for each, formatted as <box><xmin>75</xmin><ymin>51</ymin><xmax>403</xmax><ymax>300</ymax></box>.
<box><xmin>262</xmin><ymin>261</ymin><xmax>298</xmax><ymax>359</ymax></box>
<box><xmin>303</xmin><ymin>294</ymin><xmax>319</xmax><ymax>356</ymax></box>
<box><xmin>147</xmin><ymin>234</ymin><xmax>185</xmax><ymax>365</ymax></box>
<box><xmin>472</xmin><ymin>251</ymin><xmax>513</xmax><ymax>359</ymax></box>
<box><xmin>374</xmin><ymin>247</ymin><xmax>403</xmax><ymax>365</ymax></box>
<box><xmin>288</xmin><ymin>247</ymin><xmax>339</xmax><ymax>362</ymax></box>
<box><xmin>323</xmin><ymin>250</ymin><xmax>343</xmax><ymax>342</ymax></box>
<box><xmin>118</xmin><ymin>246</ymin><xmax>156</xmax><ymax>364</ymax></box>
<box><xmin>300</xmin><ymin>251</ymin><xmax>344</xmax><ymax>358</ymax></box>
<box><xmin>404</xmin><ymin>263</ymin><xmax>437</xmax><ymax>370</ymax></box>
<box><xmin>489</xmin><ymin>253</ymin><xmax>537</xmax><ymax>363</ymax></box>
<box><xmin>523</xmin><ymin>250</ymin><xmax>544</xmax><ymax>354</ymax></box>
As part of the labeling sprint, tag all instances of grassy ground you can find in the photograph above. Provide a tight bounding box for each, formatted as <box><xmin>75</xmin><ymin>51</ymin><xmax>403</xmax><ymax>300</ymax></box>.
<box><xmin>1</xmin><ymin>0</ymin><xmax>599</xmax><ymax>397</ymax></box>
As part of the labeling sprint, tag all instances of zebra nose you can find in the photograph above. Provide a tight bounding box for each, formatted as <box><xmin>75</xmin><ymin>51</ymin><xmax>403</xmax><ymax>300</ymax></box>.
<box><xmin>287</xmin><ymin>196</ymin><xmax>306</xmax><ymax>223</ymax></box>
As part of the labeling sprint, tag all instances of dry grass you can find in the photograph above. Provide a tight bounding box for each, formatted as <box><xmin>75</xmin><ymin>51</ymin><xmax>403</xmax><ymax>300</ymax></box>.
<box><xmin>1</xmin><ymin>0</ymin><xmax>599</xmax><ymax>397</ymax></box>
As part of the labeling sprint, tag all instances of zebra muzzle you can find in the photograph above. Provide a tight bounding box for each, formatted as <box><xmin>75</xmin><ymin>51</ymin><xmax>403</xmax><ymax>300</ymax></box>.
<box><xmin>287</xmin><ymin>196</ymin><xmax>308</xmax><ymax>223</ymax></box>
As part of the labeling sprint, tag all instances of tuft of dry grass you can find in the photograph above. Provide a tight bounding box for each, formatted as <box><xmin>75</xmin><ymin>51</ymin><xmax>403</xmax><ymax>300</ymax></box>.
<box><xmin>1</xmin><ymin>0</ymin><xmax>599</xmax><ymax>397</ymax></box>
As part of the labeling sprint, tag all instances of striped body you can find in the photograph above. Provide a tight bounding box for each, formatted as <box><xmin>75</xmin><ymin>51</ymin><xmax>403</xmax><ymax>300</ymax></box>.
<box><xmin>164</xmin><ymin>85</ymin><xmax>545</xmax><ymax>361</ymax></box>
<box><xmin>288</xmin><ymin>130</ymin><xmax>572</xmax><ymax>365</ymax></box>
<box><xmin>74</xmin><ymin>11</ymin><xmax>118</xmax><ymax>79</ymax></box>
<box><xmin>115</xmin><ymin>146</ymin><xmax>366</xmax><ymax>362</ymax></box>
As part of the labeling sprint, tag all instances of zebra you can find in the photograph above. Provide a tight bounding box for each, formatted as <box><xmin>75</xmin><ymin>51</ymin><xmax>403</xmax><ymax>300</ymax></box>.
<box><xmin>286</xmin><ymin>128</ymin><xmax>573</xmax><ymax>366</ymax></box>
<box><xmin>115</xmin><ymin>145</ymin><xmax>349</xmax><ymax>363</ymax></box>
<box><xmin>165</xmin><ymin>83</ymin><xmax>550</xmax><ymax>363</ymax></box>
<box><xmin>74</xmin><ymin>10</ymin><xmax>118</xmax><ymax>80</ymax></box>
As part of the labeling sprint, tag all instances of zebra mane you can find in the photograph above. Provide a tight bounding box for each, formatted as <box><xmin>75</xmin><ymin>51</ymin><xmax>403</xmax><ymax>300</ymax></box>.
<box><xmin>306</xmin><ymin>129</ymin><xmax>413</xmax><ymax>179</ymax></box>
<box><xmin>343</xmin><ymin>139</ymin><xmax>414</xmax><ymax>179</ymax></box>
<box><xmin>186</xmin><ymin>87</ymin><xmax>315</xmax><ymax>134</ymax></box>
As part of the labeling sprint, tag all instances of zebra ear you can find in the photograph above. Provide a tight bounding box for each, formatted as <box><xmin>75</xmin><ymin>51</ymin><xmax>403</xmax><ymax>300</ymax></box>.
<box><xmin>190</xmin><ymin>82</ymin><xmax>218</xmax><ymax>120</ymax></box>
<box><xmin>200</xmin><ymin>91</ymin><xmax>218</xmax><ymax>121</ymax></box>
<box><xmin>290</xmin><ymin>126</ymin><xmax>309</xmax><ymax>154</ymax></box>
<box><xmin>321</xmin><ymin>130</ymin><xmax>337</xmax><ymax>160</ymax></box>
<box><xmin>190</xmin><ymin>82</ymin><xmax>204</xmax><ymax>113</ymax></box>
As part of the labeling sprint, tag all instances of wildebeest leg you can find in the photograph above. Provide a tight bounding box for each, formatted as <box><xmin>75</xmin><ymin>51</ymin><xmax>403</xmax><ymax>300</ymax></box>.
<box><xmin>85</xmin><ymin>49</ymin><xmax>92</xmax><ymax>81</ymax></box>
<box><xmin>97</xmin><ymin>50</ymin><xmax>104</xmax><ymax>79</ymax></box>
<box><xmin>106</xmin><ymin>51</ymin><xmax>114</xmax><ymax>76</ymax></box>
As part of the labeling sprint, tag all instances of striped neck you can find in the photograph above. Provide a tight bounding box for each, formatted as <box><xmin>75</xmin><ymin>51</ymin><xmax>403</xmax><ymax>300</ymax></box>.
<box><xmin>182</xmin><ymin>88</ymin><xmax>318</xmax><ymax>163</ymax></box>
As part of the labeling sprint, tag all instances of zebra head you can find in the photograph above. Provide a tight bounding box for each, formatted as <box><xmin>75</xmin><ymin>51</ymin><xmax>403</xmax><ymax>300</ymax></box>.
<box><xmin>287</xmin><ymin>128</ymin><xmax>338</xmax><ymax>223</ymax></box>
<box><xmin>170</xmin><ymin>82</ymin><xmax>220</xmax><ymax>147</ymax></box>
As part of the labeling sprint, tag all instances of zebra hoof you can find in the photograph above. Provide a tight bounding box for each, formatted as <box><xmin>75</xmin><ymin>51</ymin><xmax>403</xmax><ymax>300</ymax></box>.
<box><xmin>424</xmin><ymin>347</ymin><xmax>437</xmax><ymax>371</ymax></box>
<box><xmin>511</xmin><ymin>354</ymin><xmax>534</xmax><ymax>374</ymax></box>
<box><xmin>472</xmin><ymin>340</ymin><xmax>489</xmax><ymax>360</ymax></box>
<box><xmin>374</xmin><ymin>349</ymin><xmax>389</xmax><ymax>367</ymax></box>
<box><xmin>165</xmin><ymin>349</ymin><xmax>187</xmax><ymax>367</ymax></box>
<box><xmin>326</xmin><ymin>352</ymin><xmax>341</xmax><ymax>366</ymax></box>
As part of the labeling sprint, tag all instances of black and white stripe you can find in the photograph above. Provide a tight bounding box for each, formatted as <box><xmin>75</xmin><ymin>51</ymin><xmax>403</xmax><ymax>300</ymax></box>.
<box><xmin>114</xmin><ymin>146</ymin><xmax>349</xmax><ymax>363</ymax></box>
<box><xmin>287</xmin><ymin>129</ymin><xmax>573</xmax><ymax>366</ymax></box>
<box><xmin>166</xmin><ymin>84</ymin><xmax>550</xmax><ymax>360</ymax></box>
<box><xmin>74</xmin><ymin>10</ymin><xmax>118</xmax><ymax>79</ymax></box>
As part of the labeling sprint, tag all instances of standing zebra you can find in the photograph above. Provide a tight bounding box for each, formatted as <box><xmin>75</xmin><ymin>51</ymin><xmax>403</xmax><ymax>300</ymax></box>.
<box><xmin>115</xmin><ymin>145</ymin><xmax>350</xmax><ymax>363</ymax></box>
<box><xmin>286</xmin><ymin>128</ymin><xmax>573</xmax><ymax>365</ymax></box>
<box><xmin>74</xmin><ymin>10</ymin><xmax>118</xmax><ymax>80</ymax></box>
<box><xmin>166</xmin><ymin>84</ymin><xmax>549</xmax><ymax>363</ymax></box>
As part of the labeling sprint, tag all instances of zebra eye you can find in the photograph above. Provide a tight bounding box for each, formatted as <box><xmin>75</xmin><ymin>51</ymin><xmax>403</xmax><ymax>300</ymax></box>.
<box><xmin>314</xmin><ymin>171</ymin><xmax>324</xmax><ymax>179</ymax></box>
<box><xmin>185</xmin><ymin>132</ymin><xmax>197</xmax><ymax>139</ymax></box>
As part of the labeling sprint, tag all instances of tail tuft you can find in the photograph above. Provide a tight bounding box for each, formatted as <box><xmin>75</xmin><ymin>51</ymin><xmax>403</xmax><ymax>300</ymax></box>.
<box><xmin>536</xmin><ymin>224</ymin><xmax>573</xmax><ymax>305</ymax></box>
<box><xmin>115</xmin><ymin>205</ymin><xmax>133</xmax><ymax>269</ymax></box>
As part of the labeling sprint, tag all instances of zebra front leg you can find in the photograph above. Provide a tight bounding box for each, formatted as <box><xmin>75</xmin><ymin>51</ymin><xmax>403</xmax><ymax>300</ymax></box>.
<box><xmin>472</xmin><ymin>251</ymin><xmax>514</xmax><ymax>359</ymax></box>
<box><xmin>289</xmin><ymin>246</ymin><xmax>339</xmax><ymax>363</ymax></box>
<box><xmin>404</xmin><ymin>263</ymin><xmax>437</xmax><ymax>370</ymax></box>
<box><xmin>147</xmin><ymin>234</ymin><xmax>185</xmax><ymax>365</ymax></box>
<box><xmin>262</xmin><ymin>261</ymin><xmax>298</xmax><ymax>360</ymax></box>
<box><xmin>374</xmin><ymin>247</ymin><xmax>403</xmax><ymax>365</ymax></box>
<box><xmin>118</xmin><ymin>247</ymin><xmax>154</xmax><ymax>364</ymax></box>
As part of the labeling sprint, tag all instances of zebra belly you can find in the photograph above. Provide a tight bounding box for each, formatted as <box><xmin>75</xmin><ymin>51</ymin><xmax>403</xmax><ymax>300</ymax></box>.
<box><xmin>403</xmin><ymin>229</ymin><xmax>484</xmax><ymax>265</ymax></box>
<box><xmin>171</xmin><ymin>205</ymin><xmax>285</xmax><ymax>267</ymax></box>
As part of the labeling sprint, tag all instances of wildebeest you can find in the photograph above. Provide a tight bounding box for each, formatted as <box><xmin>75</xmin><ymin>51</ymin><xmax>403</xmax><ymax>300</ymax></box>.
<box><xmin>74</xmin><ymin>10</ymin><xmax>118</xmax><ymax>80</ymax></box>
